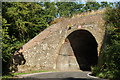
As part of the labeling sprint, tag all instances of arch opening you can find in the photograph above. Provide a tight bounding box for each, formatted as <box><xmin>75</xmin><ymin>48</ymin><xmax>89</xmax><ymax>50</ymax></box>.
<box><xmin>67</xmin><ymin>30</ymin><xmax>98</xmax><ymax>71</ymax></box>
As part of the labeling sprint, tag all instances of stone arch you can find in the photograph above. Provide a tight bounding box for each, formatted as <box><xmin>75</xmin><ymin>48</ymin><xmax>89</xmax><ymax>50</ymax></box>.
<box><xmin>56</xmin><ymin>29</ymin><xmax>98</xmax><ymax>71</ymax></box>
<box><xmin>67</xmin><ymin>29</ymin><xmax>98</xmax><ymax>71</ymax></box>
<box><xmin>17</xmin><ymin>13</ymin><xmax>105</xmax><ymax>72</ymax></box>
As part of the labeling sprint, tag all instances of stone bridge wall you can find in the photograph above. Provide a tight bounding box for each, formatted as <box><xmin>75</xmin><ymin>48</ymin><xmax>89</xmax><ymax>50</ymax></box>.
<box><xmin>17</xmin><ymin>10</ymin><xmax>105</xmax><ymax>72</ymax></box>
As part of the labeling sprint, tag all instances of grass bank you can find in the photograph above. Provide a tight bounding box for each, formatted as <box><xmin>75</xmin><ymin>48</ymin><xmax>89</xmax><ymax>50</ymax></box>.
<box><xmin>2</xmin><ymin>70</ymin><xmax>55</xmax><ymax>79</ymax></box>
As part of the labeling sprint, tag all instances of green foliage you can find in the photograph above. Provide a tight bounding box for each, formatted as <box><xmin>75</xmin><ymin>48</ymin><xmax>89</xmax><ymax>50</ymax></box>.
<box><xmin>55</xmin><ymin>2</ymin><xmax>113</xmax><ymax>17</ymax></box>
<box><xmin>44</xmin><ymin>2</ymin><xmax>58</xmax><ymax>18</ymax></box>
<box><xmin>56</xmin><ymin>2</ymin><xmax>78</xmax><ymax>17</ymax></box>
<box><xmin>104</xmin><ymin>8</ymin><xmax>120</xmax><ymax>28</ymax></box>
<box><xmin>83</xmin><ymin>2</ymin><xmax>101</xmax><ymax>11</ymax></box>
<box><xmin>2</xmin><ymin>2</ymin><xmax>50</xmax><ymax>41</ymax></box>
<box><xmin>100</xmin><ymin>2</ymin><xmax>110</xmax><ymax>8</ymax></box>
<box><xmin>2</xmin><ymin>2</ymin><xmax>52</xmax><ymax>75</ymax></box>
<box><xmin>2</xmin><ymin>70</ymin><xmax>48</xmax><ymax>78</ymax></box>
<box><xmin>92</xmin><ymin>2</ymin><xmax>120</xmax><ymax>80</ymax></box>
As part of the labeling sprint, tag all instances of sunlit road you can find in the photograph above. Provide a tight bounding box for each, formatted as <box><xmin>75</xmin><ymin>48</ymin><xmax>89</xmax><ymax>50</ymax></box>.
<box><xmin>15</xmin><ymin>71</ymin><xmax>108</xmax><ymax>80</ymax></box>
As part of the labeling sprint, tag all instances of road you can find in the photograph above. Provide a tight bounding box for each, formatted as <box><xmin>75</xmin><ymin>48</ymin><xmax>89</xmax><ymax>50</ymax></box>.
<box><xmin>3</xmin><ymin>71</ymin><xmax>108</xmax><ymax>80</ymax></box>
<box><xmin>15</xmin><ymin>71</ymin><xmax>108</xmax><ymax>80</ymax></box>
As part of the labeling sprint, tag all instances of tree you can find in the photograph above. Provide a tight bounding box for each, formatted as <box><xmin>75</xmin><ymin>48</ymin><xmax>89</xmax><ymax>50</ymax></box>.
<box><xmin>56</xmin><ymin>2</ymin><xmax>78</xmax><ymax>17</ymax></box>
<box><xmin>100</xmin><ymin>2</ymin><xmax>110</xmax><ymax>8</ymax></box>
<box><xmin>2</xmin><ymin>2</ymin><xmax>51</xmax><ymax>74</ymax></box>
<box><xmin>92</xmin><ymin>3</ymin><xmax>120</xmax><ymax>79</ymax></box>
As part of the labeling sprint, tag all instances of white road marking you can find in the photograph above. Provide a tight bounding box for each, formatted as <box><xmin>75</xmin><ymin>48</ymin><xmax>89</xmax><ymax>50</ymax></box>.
<box><xmin>87</xmin><ymin>72</ymin><xmax>99</xmax><ymax>78</ymax></box>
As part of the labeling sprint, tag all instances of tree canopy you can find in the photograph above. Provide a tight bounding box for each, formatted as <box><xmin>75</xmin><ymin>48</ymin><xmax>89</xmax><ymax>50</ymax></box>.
<box><xmin>92</xmin><ymin>2</ymin><xmax>120</xmax><ymax>79</ymax></box>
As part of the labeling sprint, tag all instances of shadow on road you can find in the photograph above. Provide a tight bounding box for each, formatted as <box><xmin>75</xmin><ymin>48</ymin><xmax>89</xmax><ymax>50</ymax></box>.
<box><xmin>2</xmin><ymin>77</ymin><xmax>104</xmax><ymax>80</ymax></box>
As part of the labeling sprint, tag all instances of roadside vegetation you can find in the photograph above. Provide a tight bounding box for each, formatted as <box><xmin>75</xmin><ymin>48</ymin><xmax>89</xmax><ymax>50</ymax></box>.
<box><xmin>2</xmin><ymin>70</ymin><xmax>49</xmax><ymax>79</ymax></box>
<box><xmin>92</xmin><ymin>4</ymin><xmax>120</xmax><ymax>80</ymax></box>
<box><xmin>2</xmin><ymin>1</ymin><xmax>120</xmax><ymax>80</ymax></box>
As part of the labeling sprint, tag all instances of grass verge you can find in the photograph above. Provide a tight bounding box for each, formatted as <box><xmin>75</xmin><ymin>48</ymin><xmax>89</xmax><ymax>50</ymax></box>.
<box><xmin>2</xmin><ymin>70</ymin><xmax>54</xmax><ymax>79</ymax></box>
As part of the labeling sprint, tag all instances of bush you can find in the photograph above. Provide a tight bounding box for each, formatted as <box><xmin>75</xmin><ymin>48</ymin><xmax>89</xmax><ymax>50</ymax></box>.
<box><xmin>92</xmin><ymin>3</ymin><xmax>120</xmax><ymax>80</ymax></box>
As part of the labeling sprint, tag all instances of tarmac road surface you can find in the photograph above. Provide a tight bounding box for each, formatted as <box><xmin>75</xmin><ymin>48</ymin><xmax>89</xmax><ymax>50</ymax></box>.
<box><xmin>4</xmin><ymin>71</ymin><xmax>108</xmax><ymax>80</ymax></box>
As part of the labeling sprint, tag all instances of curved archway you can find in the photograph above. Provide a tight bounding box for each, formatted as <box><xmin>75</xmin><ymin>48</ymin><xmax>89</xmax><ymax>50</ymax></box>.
<box><xmin>67</xmin><ymin>29</ymin><xmax>98</xmax><ymax>71</ymax></box>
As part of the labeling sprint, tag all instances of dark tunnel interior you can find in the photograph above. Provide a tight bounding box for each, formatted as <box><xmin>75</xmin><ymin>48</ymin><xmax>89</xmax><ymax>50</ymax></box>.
<box><xmin>67</xmin><ymin>30</ymin><xmax>98</xmax><ymax>71</ymax></box>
